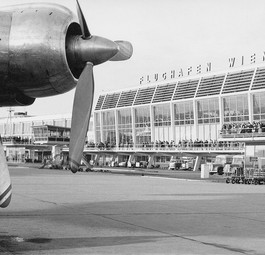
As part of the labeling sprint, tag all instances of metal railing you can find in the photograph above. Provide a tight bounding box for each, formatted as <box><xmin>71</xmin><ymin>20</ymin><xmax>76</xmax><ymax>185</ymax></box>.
<box><xmin>220</xmin><ymin>129</ymin><xmax>265</xmax><ymax>139</ymax></box>
<box><xmin>85</xmin><ymin>141</ymin><xmax>245</xmax><ymax>152</ymax></box>
<box><xmin>34</xmin><ymin>137</ymin><xmax>70</xmax><ymax>143</ymax></box>
<box><xmin>2</xmin><ymin>137</ymin><xmax>31</xmax><ymax>145</ymax></box>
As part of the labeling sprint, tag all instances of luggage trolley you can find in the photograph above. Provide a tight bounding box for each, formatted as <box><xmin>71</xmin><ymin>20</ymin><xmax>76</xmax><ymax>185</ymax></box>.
<box><xmin>230</xmin><ymin>167</ymin><xmax>245</xmax><ymax>184</ymax></box>
<box><xmin>225</xmin><ymin>166</ymin><xmax>245</xmax><ymax>184</ymax></box>
<box><xmin>252</xmin><ymin>158</ymin><xmax>265</xmax><ymax>185</ymax></box>
<box><xmin>252</xmin><ymin>169</ymin><xmax>265</xmax><ymax>185</ymax></box>
<box><xmin>243</xmin><ymin>167</ymin><xmax>254</xmax><ymax>185</ymax></box>
<box><xmin>224</xmin><ymin>165</ymin><xmax>234</xmax><ymax>183</ymax></box>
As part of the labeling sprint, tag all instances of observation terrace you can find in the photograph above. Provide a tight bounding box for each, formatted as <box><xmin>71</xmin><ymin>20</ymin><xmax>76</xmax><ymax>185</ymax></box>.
<box><xmin>81</xmin><ymin>141</ymin><xmax>245</xmax><ymax>157</ymax></box>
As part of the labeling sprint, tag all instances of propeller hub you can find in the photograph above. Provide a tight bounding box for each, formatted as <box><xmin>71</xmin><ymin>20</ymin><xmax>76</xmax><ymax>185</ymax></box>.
<box><xmin>74</xmin><ymin>35</ymin><xmax>119</xmax><ymax>66</ymax></box>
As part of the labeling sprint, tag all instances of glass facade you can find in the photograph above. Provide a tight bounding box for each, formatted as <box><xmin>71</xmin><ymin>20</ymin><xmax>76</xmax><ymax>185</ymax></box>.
<box><xmin>135</xmin><ymin>106</ymin><xmax>151</xmax><ymax>146</ymax></box>
<box><xmin>253</xmin><ymin>93</ymin><xmax>265</xmax><ymax>121</ymax></box>
<box><xmin>23</xmin><ymin>122</ymin><xmax>32</xmax><ymax>136</ymax></box>
<box><xmin>0</xmin><ymin>115</ymin><xmax>73</xmax><ymax>138</ymax></box>
<box><xmin>155</xmin><ymin>155</ymin><xmax>171</xmax><ymax>163</ymax></box>
<box><xmin>33</xmin><ymin>126</ymin><xmax>48</xmax><ymax>138</ymax></box>
<box><xmin>54</xmin><ymin>119</ymin><xmax>65</xmax><ymax>127</ymax></box>
<box><xmin>154</xmin><ymin>104</ymin><xmax>171</xmax><ymax>126</ymax></box>
<box><xmin>94</xmin><ymin>91</ymin><xmax>265</xmax><ymax>144</ymax></box>
<box><xmin>94</xmin><ymin>92</ymin><xmax>265</xmax><ymax>144</ymax></box>
<box><xmin>174</xmin><ymin>101</ymin><xmax>194</xmax><ymax>125</ymax></box>
<box><xmin>223</xmin><ymin>94</ymin><xmax>249</xmax><ymax>122</ymax></box>
<box><xmin>197</xmin><ymin>98</ymin><xmax>219</xmax><ymax>124</ymax></box>
<box><xmin>102</xmin><ymin>111</ymin><xmax>116</xmax><ymax>144</ymax></box>
<box><xmin>117</xmin><ymin>108</ymin><xmax>133</xmax><ymax>145</ymax></box>
<box><xmin>13</xmin><ymin>122</ymin><xmax>22</xmax><ymax>135</ymax></box>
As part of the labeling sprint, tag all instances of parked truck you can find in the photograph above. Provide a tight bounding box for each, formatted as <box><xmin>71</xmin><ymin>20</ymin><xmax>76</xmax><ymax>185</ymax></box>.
<box><xmin>210</xmin><ymin>155</ymin><xmax>233</xmax><ymax>175</ymax></box>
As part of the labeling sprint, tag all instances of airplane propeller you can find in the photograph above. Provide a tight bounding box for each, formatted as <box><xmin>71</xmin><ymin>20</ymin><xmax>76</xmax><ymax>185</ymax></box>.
<box><xmin>76</xmin><ymin>0</ymin><xmax>91</xmax><ymax>38</ymax></box>
<box><xmin>69</xmin><ymin>0</ymin><xmax>133</xmax><ymax>173</ymax></box>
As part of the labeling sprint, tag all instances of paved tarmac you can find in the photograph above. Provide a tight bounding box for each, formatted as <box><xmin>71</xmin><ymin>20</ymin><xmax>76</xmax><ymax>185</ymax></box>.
<box><xmin>1</xmin><ymin>167</ymin><xmax>265</xmax><ymax>254</ymax></box>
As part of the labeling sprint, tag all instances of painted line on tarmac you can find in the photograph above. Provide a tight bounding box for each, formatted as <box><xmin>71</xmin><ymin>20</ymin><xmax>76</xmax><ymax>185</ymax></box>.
<box><xmin>107</xmin><ymin>168</ymin><xmax>137</xmax><ymax>173</ymax></box>
<box><xmin>142</xmin><ymin>176</ymin><xmax>203</xmax><ymax>182</ymax></box>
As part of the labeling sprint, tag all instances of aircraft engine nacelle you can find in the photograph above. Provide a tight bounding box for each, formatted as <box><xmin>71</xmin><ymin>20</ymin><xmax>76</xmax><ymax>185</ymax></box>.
<box><xmin>0</xmin><ymin>2</ymin><xmax>133</xmax><ymax>175</ymax></box>
<box><xmin>0</xmin><ymin>3</ymin><xmax>82</xmax><ymax>100</ymax></box>
<box><xmin>0</xmin><ymin>90</ymin><xmax>35</xmax><ymax>107</ymax></box>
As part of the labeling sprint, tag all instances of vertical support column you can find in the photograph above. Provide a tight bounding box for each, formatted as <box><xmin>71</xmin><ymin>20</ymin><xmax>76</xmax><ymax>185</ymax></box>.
<box><xmin>170</xmin><ymin>102</ymin><xmax>175</xmax><ymax>142</ymax></box>
<box><xmin>93</xmin><ymin>112</ymin><xmax>97</xmax><ymax>143</ymax></box>
<box><xmin>128</xmin><ymin>153</ymin><xmax>135</xmax><ymax>168</ymax></box>
<box><xmin>219</xmin><ymin>72</ymin><xmax>228</xmax><ymax>132</ymax></box>
<box><xmin>249</xmin><ymin>67</ymin><xmax>257</xmax><ymax>124</ymax></box>
<box><xmin>115</xmin><ymin>109</ymin><xmax>119</xmax><ymax>148</ymax></box>
<box><xmin>248</xmin><ymin>92</ymin><xmax>253</xmax><ymax>123</ymax></box>
<box><xmin>131</xmin><ymin>107</ymin><xmax>136</xmax><ymax>149</ymax></box>
<box><xmin>194</xmin><ymin>155</ymin><xmax>202</xmax><ymax>172</ymax></box>
<box><xmin>193</xmin><ymin>98</ymin><xmax>197</xmax><ymax>140</ymax></box>
<box><xmin>102</xmin><ymin>154</ymin><xmax>106</xmax><ymax>166</ymax></box>
<box><xmin>150</xmin><ymin>105</ymin><xmax>154</xmax><ymax>142</ymax></box>
<box><xmin>94</xmin><ymin>154</ymin><xmax>100</xmax><ymax>166</ymax></box>
<box><xmin>30</xmin><ymin>149</ymin><xmax>35</xmax><ymax>162</ymax></box>
<box><xmin>52</xmin><ymin>145</ymin><xmax>61</xmax><ymax>159</ymax></box>
<box><xmin>193</xmin><ymin>77</ymin><xmax>201</xmax><ymax>141</ymax></box>
<box><xmin>219</xmin><ymin>95</ymin><xmax>223</xmax><ymax>137</ymax></box>
<box><xmin>147</xmin><ymin>154</ymin><xmax>155</xmax><ymax>168</ymax></box>
<box><xmin>31</xmin><ymin>121</ymin><xmax>34</xmax><ymax>141</ymax></box>
<box><xmin>100</xmin><ymin>111</ymin><xmax>104</xmax><ymax>144</ymax></box>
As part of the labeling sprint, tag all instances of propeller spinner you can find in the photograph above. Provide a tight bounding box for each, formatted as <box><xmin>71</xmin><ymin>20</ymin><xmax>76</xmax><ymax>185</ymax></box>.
<box><xmin>69</xmin><ymin>1</ymin><xmax>133</xmax><ymax>173</ymax></box>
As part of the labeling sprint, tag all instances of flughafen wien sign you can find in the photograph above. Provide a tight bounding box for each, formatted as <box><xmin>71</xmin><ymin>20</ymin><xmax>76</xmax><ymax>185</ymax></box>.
<box><xmin>139</xmin><ymin>51</ymin><xmax>265</xmax><ymax>85</ymax></box>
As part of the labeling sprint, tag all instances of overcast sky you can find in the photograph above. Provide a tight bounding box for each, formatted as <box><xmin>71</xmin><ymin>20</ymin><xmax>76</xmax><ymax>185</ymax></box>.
<box><xmin>0</xmin><ymin>0</ymin><xmax>265</xmax><ymax>118</ymax></box>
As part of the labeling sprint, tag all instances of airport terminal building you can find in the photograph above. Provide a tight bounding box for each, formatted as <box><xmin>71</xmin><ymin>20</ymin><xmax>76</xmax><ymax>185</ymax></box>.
<box><xmin>2</xmin><ymin>62</ymin><xmax>265</xmax><ymax>169</ymax></box>
<box><xmin>92</xmin><ymin>62</ymin><xmax>265</xmax><ymax>167</ymax></box>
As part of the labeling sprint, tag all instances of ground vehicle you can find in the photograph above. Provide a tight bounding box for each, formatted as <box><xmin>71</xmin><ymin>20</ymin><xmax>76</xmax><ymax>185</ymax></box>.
<box><xmin>230</xmin><ymin>155</ymin><xmax>244</xmax><ymax>172</ymax></box>
<box><xmin>118</xmin><ymin>161</ymin><xmax>127</xmax><ymax>167</ymax></box>
<box><xmin>168</xmin><ymin>159</ymin><xmax>182</xmax><ymax>170</ymax></box>
<box><xmin>180</xmin><ymin>158</ymin><xmax>194</xmax><ymax>171</ymax></box>
<box><xmin>210</xmin><ymin>155</ymin><xmax>233</xmax><ymax>175</ymax></box>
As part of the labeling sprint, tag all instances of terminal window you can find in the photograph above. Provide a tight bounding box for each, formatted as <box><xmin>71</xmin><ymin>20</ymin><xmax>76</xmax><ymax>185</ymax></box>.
<box><xmin>197</xmin><ymin>98</ymin><xmax>219</xmax><ymax>124</ymax></box>
<box><xmin>174</xmin><ymin>101</ymin><xmax>194</xmax><ymax>125</ymax></box>
<box><xmin>118</xmin><ymin>109</ymin><xmax>132</xmax><ymax>145</ymax></box>
<box><xmin>223</xmin><ymin>94</ymin><xmax>249</xmax><ymax>123</ymax></box>
<box><xmin>135</xmin><ymin>106</ymin><xmax>151</xmax><ymax>146</ymax></box>
<box><xmin>253</xmin><ymin>93</ymin><xmax>265</xmax><ymax>121</ymax></box>
<box><xmin>102</xmin><ymin>111</ymin><xmax>116</xmax><ymax>144</ymax></box>
<box><xmin>153</xmin><ymin>103</ymin><xmax>171</xmax><ymax>126</ymax></box>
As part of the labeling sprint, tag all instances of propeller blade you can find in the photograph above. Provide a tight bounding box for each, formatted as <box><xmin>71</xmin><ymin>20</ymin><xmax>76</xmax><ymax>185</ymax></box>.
<box><xmin>76</xmin><ymin>0</ymin><xmax>91</xmax><ymax>38</ymax></box>
<box><xmin>110</xmin><ymin>41</ymin><xmax>133</xmax><ymax>61</ymax></box>
<box><xmin>69</xmin><ymin>63</ymin><xmax>94</xmax><ymax>173</ymax></box>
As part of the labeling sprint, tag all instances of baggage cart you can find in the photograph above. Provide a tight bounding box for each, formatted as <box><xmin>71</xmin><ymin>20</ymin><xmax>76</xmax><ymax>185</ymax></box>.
<box><xmin>225</xmin><ymin>167</ymin><xmax>244</xmax><ymax>184</ymax></box>
<box><xmin>240</xmin><ymin>168</ymin><xmax>255</xmax><ymax>184</ymax></box>
<box><xmin>252</xmin><ymin>169</ymin><xmax>265</xmax><ymax>185</ymax></box>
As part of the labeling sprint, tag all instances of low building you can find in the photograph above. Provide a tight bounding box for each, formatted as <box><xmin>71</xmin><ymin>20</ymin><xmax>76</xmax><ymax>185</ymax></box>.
<box><xmin>0</xmin><ymin>112</ymin><xmax>94</xmax><ymax>162</ymax></box>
